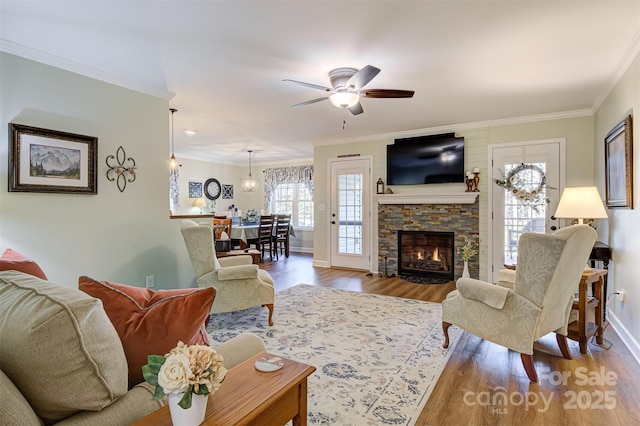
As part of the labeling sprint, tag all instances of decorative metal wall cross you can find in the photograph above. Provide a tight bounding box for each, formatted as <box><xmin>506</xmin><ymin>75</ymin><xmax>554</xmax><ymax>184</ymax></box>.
<box><xmin>106</xmin><ymin>146</ymin><xmax>137</xmax><ymax>192</ymax></box>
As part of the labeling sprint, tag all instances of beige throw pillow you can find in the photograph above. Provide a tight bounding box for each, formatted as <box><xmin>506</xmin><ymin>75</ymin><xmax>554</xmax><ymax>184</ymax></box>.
<box><xmin>0</xmin><ymin>271</ymin><xmax>128</xmax><ymax>423</ymax></box>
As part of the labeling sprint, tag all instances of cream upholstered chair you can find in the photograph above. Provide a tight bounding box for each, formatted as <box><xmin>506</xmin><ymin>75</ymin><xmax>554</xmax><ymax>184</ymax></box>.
<box><xmin>442</xmin><ymin>225</ymin><xmax>598</xmax><ymax>382</ymax></box>
<box><xmin>181</xmin><ymin>219</ymin><xmax>275</xmax><ymax>325</ymax></box>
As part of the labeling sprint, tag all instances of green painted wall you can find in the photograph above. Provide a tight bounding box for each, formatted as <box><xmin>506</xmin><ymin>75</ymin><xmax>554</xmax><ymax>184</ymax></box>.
<box><xmin>594</xmin><ymin>52</ymin><xmax>639</xmax><ymax>358</ymax></box>
<box><xmin>0</xmin><ymin>53</ymin><xmax>192</xmax><ymax>289</ymax></box>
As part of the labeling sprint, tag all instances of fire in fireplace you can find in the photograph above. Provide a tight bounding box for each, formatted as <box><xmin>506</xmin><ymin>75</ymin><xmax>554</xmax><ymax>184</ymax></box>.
<box><xmin>397</xmin><ymin>230</ymin><xmax>454</xmax><ymax>281</ymax></box>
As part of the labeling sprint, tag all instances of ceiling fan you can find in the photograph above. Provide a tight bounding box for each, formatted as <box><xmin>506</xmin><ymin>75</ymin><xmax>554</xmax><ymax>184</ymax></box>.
<box><xmin>283</xmin><ymin>65</ymin><xmax>415</xmax><ymax>115</ymax></box>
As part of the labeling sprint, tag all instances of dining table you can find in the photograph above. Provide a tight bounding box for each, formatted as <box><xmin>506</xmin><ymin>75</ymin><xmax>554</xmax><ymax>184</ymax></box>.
<box><xmin>231</xmin><ymin>224</ymin><xmax>295</xmax><ymax>251</ymax></box>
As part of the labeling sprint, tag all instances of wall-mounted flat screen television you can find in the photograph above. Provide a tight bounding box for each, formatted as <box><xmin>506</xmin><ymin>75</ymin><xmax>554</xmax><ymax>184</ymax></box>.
<box><xmin>386</xmin><ymin>133</ymin><xmax>465</xmax><ymax>185</ymax></box>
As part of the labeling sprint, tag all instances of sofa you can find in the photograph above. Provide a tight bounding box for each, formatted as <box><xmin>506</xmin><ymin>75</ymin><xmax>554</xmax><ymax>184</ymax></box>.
<box><xmin>0</xmin><ymin>270</ymin><xmax>265</xmax><ymax>425</ymax></box>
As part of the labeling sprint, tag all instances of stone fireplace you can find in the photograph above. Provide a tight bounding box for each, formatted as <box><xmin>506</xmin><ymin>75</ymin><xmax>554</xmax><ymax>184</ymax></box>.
<box><xmin>398</xmin><ymin>231</ymin><xmax>455</xmax><ymax>281</ymax></box>
<box><xmin>378</xmin><ymin>193</ymin><xmax>479</xmax><ymax>280</ymax></box>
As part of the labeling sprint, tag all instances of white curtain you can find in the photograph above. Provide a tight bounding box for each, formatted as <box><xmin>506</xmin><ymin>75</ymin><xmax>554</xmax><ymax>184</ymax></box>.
<box><xmin>169</xmin><ymin>169</ymin><xmax>180</xmax><ymax>212</ymax></box>
<box><xmin>263</xmin><ymin>165</ymin><xmax>314</xmax><ymax>209</ymax></box>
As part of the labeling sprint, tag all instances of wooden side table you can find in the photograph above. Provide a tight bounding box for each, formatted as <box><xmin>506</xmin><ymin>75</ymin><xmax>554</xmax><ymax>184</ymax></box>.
<box><xmin>567</xmin><ymin>268</ymin><xmax>607</xmax><ymax>354</ymax></box>
<box><xmin>589</xmin><ymin>241</ymin><xmax>611</xmax><ymax>319</ymax></box>
<box><xmin>133</xmin><ymin>352</ymin><xmax>316</xmax><ymax>426</ymax></box>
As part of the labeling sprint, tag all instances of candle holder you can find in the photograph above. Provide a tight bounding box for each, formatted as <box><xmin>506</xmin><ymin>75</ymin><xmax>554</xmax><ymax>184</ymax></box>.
<box><xmin>473</xmin><ymin>172</ymin><xmax>480</xmax><ymax>192</ymax></box>
<box><xmin>465</xmin><ymin>176</ymin><xmax>475</xmax><ymax>192</ymax></box>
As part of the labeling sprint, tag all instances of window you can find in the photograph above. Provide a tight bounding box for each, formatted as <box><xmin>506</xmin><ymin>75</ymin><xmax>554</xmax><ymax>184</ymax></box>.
<box><xmin>271</xmin><ymin>183</ymin><xmax>314</xmax><ymax>227</ymax></box>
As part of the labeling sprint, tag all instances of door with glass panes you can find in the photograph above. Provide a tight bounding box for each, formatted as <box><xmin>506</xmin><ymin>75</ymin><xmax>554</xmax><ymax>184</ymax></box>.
<box><xmin>329</xmin><ymin>157</ymin><xmax>371</xmax><ymax>270</ymax></box>
<box><xmin>490</xmin><ymin>140</ymin><xmax>564</xmax><ymax>282</ymax></box>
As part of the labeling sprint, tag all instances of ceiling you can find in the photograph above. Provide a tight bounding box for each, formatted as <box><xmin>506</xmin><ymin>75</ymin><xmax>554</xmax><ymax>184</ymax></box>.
<box><xmin>1</xmin><ymin>1</ymin><xmax>639</xmax><ymax>165</ymax></box>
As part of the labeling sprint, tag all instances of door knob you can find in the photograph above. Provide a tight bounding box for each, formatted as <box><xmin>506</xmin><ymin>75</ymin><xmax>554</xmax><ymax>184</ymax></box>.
<box><xmin>331</xmin><ymin>221</ymin><xmax>336</xmax><ymax>224</ymax></box>
<box><xmin>550</xmin><ymin>226</ymin><xmax>557</xmax><ymax>231</ymax></box>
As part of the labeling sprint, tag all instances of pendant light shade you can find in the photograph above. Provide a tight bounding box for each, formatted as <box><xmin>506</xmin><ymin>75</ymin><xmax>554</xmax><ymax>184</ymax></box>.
<box><xmin>241</xmin><ymin>150</ymin><xmax>258</xmax><ymax>192</ymax></box>
<box><xmin>169</xmin><ymin>108</ymin><xmax>178</xmax><ymax>170</ymax></box>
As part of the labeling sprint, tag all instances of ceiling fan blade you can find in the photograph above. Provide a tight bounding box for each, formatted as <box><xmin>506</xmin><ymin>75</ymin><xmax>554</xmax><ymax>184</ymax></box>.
<box><xmin>361</xmin><ymin>89</ymin><xmax>415</xmax><ymax>98</ymax></box>
<box><xmin>348</xmin><ymin>102</ymin><xmax>364</xmax><ymax>115</ymax></box>
<box><xmin>347</xmin><ymin>65</ymin><xmax>380</xmax><ymax>90</ymax></box>
<box><xmin>290</xmin><ymin>97</ymin><xmax>329</xmax><ymax>108</ymax></box>
<box><xmin>283</xmin><ymin>79</ymin><xmax>332</xmax><ymax>92</ymax></box>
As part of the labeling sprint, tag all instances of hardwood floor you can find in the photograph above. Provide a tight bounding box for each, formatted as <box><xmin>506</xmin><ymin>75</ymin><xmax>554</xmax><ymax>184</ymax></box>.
<box><xmin>260</xmin><ymin>253</ymin><xmax>640</xmax><ymax>426</ymax></box>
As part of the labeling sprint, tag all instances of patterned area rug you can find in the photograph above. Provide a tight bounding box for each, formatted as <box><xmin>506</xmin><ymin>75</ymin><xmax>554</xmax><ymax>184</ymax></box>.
<box><xmin>207</xmin><ymin>284</ymin><xmax>461</xmax><ymax>426</ymax></box>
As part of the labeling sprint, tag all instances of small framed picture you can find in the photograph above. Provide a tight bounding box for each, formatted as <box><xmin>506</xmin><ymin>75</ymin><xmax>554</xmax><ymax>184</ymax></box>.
<box><xmin>9</xmin><ymin>123</ymin><xmax>97</xmax><ymax>194</ymax></box>
<box><xmin>605</xmin><ymin>115</ymin><xmax>633</xmax><ymax>208</ymax></box>
<box><xmin>189</xmin><ymin>181</ymin><xmax>203</xmax><ymax>198</ymax></box>
<box><xmin>222</xmin><ymin>184</ymin><xmax>234</xmax><ymax>199</ymax></box>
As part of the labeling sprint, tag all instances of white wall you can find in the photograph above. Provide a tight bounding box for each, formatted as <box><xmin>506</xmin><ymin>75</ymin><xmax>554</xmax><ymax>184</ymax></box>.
<box><xmin>172</xmin><ymin>156</ymin><xmax>245</xmax><ymax>216</ymax></box>
<box><xmin>0</xmin><ymin>53</ymin><xmax>195</xmax><ymax>289</ymax></box>
<box><xmin>594</xmin><ymin>52</ymin><xmax>640</xmax><ymax>362</ymax></box>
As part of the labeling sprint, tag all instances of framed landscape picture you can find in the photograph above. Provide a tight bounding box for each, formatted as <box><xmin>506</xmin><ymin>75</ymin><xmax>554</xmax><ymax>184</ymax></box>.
<box><xmin>9</xmin><ymin>124</ymin><xmax>98</xmax><ymax>194</ymax></box>
<box><xmin>604</xmin><ymin>115</ymin><xmax>633</xmax><ymax>208</ymax></box>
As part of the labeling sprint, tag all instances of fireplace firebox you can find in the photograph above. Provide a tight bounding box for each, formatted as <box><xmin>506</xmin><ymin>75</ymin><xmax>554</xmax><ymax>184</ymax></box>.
<box><xmin>397</xmin><ymin>231</ymin><xmax>454</xmax><ymax>281</ymax></box>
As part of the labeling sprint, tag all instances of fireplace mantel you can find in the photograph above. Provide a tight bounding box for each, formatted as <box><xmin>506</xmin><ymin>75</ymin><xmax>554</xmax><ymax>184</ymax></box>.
<box><xmin>377</xmin><ymin>192</ymin><xmax>479</xmax><ymax>205</ymax></box>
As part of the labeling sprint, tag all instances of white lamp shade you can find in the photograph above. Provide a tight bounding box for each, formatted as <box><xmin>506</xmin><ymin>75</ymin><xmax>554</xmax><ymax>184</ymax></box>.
<box><xmin>194</xmin><ymin>198</ymin><xmax>206</xmax><ymax>208</ymax></box>
<box><xmin>555</xmin><ymin>186</ymin><xmax>608</xmax><ymax>221</ymax></box>
<box><xmin>329</xmin><ymin>92</ymin><xmax>359</xmax><ymax>108</ymax></box>
<box><xmin>241</xmin><ymin>175</ymin><xmax>258</xmax><ymax>192</ymax></box>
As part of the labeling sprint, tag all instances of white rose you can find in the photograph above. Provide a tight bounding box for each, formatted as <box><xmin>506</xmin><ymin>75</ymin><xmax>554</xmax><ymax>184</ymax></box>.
<box><xmin>158</xmin><ymin>353</ymin><xmax>192</xmax><ymax>394</ymax></box>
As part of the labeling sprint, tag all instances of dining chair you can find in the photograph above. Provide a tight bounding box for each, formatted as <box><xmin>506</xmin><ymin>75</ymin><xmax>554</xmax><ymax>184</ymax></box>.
<box><xmin>213</xmin><ymin>217</ymin><xmax>232</xmax><ymax>240</ymax></box>
<box><xmin>273</xmin><ymin>214</ymin><xmax>292</xmax><ymax>260</ymax></box>
<box><xmin>257</xmin><ymin>215</ymin><xmax>276</xmax><ymax>261</ymax></box>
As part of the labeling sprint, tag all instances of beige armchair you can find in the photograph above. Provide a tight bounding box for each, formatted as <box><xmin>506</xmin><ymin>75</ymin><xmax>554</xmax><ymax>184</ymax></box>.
<box><xmin>442</xmin><ymin>225</ymin><xmax>597</xmax><ymax>382</ymax></box>
<box><xmin>181</xmin><ymin>219</ymin><xmax>275</xmax><ymax>325</ymax></box>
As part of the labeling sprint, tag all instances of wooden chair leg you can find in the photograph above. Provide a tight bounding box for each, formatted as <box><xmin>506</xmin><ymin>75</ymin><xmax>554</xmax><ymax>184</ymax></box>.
<box><xmin>263</xmin><ymin>304</ymin><xmax>274</xmax><ymax>326</ymax></box>
<box><xmin>556</xmin><ymin>333</ymin><xmax>573</xmax><ymax>360</ymax></box>
<box><xmin>520</xmin><ymin>353</ymin><xmax>538</xmax><ymax>382</ymax></box>
<box><xmin>442</xmin><ymin>321</ymin><xmax>452</xmax><ymax>348</ymax></box>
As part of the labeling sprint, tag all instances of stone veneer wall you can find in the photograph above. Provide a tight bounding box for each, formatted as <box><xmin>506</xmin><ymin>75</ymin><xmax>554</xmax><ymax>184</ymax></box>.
<box><xmin>378</xmin><ymin>200</ymin><xmax>480</xmax><ymax>279</ymax></box>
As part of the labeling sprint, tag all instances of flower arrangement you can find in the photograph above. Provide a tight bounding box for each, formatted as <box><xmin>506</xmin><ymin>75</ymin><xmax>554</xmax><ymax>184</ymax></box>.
<box><xmin>461</xmin><ymin>236</ymin><xmax>478</xmax><ymax>262</ymax></box>
<box><xmin>142</xmin><ymin>342</ymin><xmax>227</xmax><ymax>409</ymax></box>
<box><xmin>242</xmin><ymin>208</ymin><xmax>260</xmax><ymax>224</ymax></box>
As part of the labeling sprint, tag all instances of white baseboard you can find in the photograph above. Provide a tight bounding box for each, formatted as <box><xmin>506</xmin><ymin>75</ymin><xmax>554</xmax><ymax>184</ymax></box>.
<box><xmin>312</xmin><ymin>259</ymin><xmax>330</xmax><ymax>268</ymax></box>
<box><xmin>608</xmin><ymin>310</ymin><xmax>640</xmax><ymax>367</ymax></box>
<box><xmin>289</xmin><ymin>246</ymin><xmax>313</xmax><ymax>254</ymax></box>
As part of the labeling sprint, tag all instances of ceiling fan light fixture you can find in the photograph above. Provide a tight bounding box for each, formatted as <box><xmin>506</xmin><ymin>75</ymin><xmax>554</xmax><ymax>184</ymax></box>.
<box><xmin>329</xmin><ymin>92</ymin><xmax>359</xmax><ymax>108</ymax></box>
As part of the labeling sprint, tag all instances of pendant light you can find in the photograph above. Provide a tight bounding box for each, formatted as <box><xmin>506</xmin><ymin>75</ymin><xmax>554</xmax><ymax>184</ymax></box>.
<box><xmin>241</xmin><ymin>150</ymin><xmax>258</xmax><ymax>192</ymax></box>
<box><xmin>169</xmin><ymin>108</ymin><xmax>178</xmax><ymax>170</ymax></box>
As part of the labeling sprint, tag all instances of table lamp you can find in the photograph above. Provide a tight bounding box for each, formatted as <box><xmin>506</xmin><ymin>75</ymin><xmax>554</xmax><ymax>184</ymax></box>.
<box><xmin>554</xmin><ymin>186</ymin><xmax>608</xmax><ymax>224</ymax></box>
<box><xmin>194</xmin><ymin>197</ymin><xmax>207</xmax><ymax>214</ymax></box>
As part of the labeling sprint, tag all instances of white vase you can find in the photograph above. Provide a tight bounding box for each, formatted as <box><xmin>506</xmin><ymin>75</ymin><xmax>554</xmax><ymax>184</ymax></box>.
<box><xmin>462</xmin><ymin>261</ymin><xmax>470</xmax><ymax>278</ymax></box>
<box><xmin>167</xmin><ymin>392</ymin><xmax>209</xmax><ymax>426</ymax></box>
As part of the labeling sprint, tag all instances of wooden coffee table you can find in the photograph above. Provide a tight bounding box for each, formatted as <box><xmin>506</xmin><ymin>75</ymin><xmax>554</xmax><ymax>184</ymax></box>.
<box><xmin>217</xmin><ymin>249</ymin><xmax>261</xmax><ymax>264</ymax></box>
<box><xmin>132</xmin><ymin>352</ymin><xmax>315</xmax><ymax>426</ymax></box>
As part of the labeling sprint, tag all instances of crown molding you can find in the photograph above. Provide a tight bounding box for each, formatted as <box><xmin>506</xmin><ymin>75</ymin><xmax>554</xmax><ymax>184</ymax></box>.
<box><xmin>0</xmin><ymin>39</ymin><xmax>175</xmax><ymax>101</ymax></box>
<box><xmin>311</xmin><ymin>109</ymin><xmax>593</xmax><ymax>148</ymax></box>
<box><xmin>591</xmin><ymin>28</ymin><xmax>640</xmax><ymax>113</ymax></box>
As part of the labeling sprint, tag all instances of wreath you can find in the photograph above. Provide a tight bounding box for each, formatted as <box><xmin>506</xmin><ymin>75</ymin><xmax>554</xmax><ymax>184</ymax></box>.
<box><xmin>494</xmin><ymin>163</ymin><xmax>550</xmax><ymax>206</ymax></box>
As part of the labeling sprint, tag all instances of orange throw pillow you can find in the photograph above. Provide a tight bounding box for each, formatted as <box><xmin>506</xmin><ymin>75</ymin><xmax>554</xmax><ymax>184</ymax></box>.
<box><xmin>78</xmin><ymin>276</ymin><xmax>215</xmax><ymax>387</ymax></box>
<box><xmin>0</xmin><ymin>248</ymin><xmax>48</xmax><ymax>279</ymax></box>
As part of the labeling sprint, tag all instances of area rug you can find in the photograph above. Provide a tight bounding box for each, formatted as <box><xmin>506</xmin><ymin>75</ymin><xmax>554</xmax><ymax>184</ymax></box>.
<box><xmin>207</xmin><ymin>284</ymin><xmax>461</xmax><ymax>426</ymax></box>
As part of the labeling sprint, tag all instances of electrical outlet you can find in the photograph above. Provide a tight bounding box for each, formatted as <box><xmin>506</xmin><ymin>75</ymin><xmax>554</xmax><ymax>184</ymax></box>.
<box><xmin>145</xmin><ymin>275</ymin><xmax>154</xmax><ymax>288</ymax></box>
<box><xmin>617</xmin><ymin>289</ymin><xmax>626</xmax><ymax>303</ymax></box>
